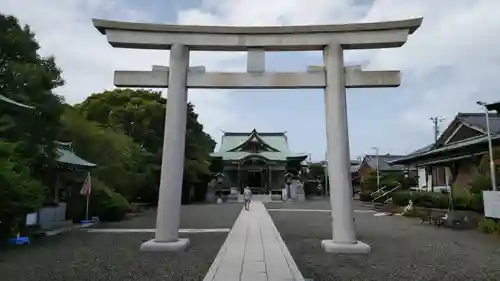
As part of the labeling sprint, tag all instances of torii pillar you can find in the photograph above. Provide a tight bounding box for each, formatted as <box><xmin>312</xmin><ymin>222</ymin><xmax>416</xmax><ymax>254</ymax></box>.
<box><xmin>93</xmin><ymin>17</ymin><xmax>422</xmax><ymax>253</ymax></box>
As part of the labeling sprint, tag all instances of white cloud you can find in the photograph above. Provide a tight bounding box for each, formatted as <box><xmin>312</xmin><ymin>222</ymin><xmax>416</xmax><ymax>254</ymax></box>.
<box><xmin>0</xmin><ymin>0</ymin><xmax>245</xmax><ymax>142</ymax></box>
<box><xmin>362</xmin><ymin>0</ymin><xmax>500</xmax><ymax>144</ymax></box>
<box><xmin>3</xmin><ymin>0</ymin><xmax>500</xmax><ymax>157</ymax></box>
<box><xmin>178</xmin><ymin>0</ymin><xmax>500</xmax><ymax>155</ymax></box>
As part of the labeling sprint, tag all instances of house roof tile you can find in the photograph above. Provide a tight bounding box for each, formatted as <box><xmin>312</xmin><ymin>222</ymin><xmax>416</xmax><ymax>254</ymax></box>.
<box><xmin>364</xmin><ymin>154</ymin><xmax>407</xmax><ymax>171</ymax></box>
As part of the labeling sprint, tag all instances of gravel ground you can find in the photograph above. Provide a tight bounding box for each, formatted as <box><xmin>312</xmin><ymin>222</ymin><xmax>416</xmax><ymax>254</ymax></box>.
<box><xmin>268</xmin><ymin>200</ymin><xmax>500</xmax><ymax>281</ymax></box>
<box><xmin>0</xmin><ymin>203</ymin><xmax>242</xmax><ymax>281</ymax></box>
<box><xmin>103</xmin><ymin>203</ymin><xmax>243</xmax><ymax>229</ymax></box>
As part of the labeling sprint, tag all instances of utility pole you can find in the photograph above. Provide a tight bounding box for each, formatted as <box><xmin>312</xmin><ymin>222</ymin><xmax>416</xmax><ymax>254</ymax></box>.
<box><xmin>477</xmin><ymin>101</ymin><xmax>497</xmax><ymax>191</ymax></box>
<box><xmin>429</xmin><ymin>116</ymin><xmax>445</xmax><ymax>193</ymax></box>
<box><xmin>371</xmin><ymin>147</ymin><xmax>380</xmax><ymax>191</ymax></box>
<box><xmin>430</xmin><ymin>116</ymin><xmax>445</xmax><ymax>142</ymax></box>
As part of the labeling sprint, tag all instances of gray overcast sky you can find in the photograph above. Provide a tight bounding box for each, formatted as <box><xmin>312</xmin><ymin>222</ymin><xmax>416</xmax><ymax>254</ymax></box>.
<box><xmin>2</xmin><ymin>0</ymin><xmax>499</xmax><ymax>160</ymax></box>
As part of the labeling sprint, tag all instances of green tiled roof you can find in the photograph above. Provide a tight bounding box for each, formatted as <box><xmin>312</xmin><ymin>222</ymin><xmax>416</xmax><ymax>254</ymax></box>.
<box><xmin>211</xmin><ymin>129</ymin><xmax>307</xmax><ymax>161</ymax></box>
<box><xmin>56</xmin><ymin>148</ymin><xmax>96</xmax><ymax>167</ymax></box>
<box><xmin>54</xmin><ymin>141</ymin><xmax>96</xmax><ymax>168</ymax></box>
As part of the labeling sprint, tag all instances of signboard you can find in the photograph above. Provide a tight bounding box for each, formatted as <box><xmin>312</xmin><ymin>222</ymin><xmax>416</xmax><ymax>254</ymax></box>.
<box><xmin>26</xmin><ymin>212</ymin><xmax>38</xmax><ymax>226</ymax></box>
<box><xmin>483</xmin><ymin>191</ymin><xmax>500</xmax><ymax>219</ymax></box>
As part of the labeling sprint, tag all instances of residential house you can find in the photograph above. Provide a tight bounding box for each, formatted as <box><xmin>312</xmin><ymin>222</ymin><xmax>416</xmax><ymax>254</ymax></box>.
<box><xmin>354</xmin><ymin>154</ymin><xmax>413</xmax><ymax>191</ymax></box>
<box><xmin>390</xmin><ymin>111</ymin><xmax>500</xmax><ymax>191</ymax></box>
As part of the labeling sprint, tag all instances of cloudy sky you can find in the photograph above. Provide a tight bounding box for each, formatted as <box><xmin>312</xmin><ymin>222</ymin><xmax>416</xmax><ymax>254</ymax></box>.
<box><xmin>2</xmin><ymin>0</ymin><xmax>499</xmax><ymax>161</ymax></box>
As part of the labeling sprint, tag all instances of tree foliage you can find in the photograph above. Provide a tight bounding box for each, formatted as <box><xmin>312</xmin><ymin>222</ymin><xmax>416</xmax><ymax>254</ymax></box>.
<box><xmin>0</xmin><ymin>141</ymin><xmax>45</xmax><ymax>238</ymax></box>
<box><xmin>59</xmin><ymin>107</ymin><xmax>152</xmax><ymax>202</ymax></box>
<box><xmin>1</xmin><ymin>13</ymin><xmax>216</xmax><ymax>239</ymax></box>
<box><xmin>362</xmin><ymin>170</ymin><xmax>416</xmax><ymax>191</ymax></box>
<box><xmin>76</xmin><ymin>89</ymin><xmax>216</xmax><ymax>203</ymax></box>
<box><xmin>0</xmin><ymin>13</ymin><xmax>65</xmax><ymax>238</ymax></box>
<box><xmin>307</xmin><ymin>163</ymin><xmax>325</xmax><ymax>180</ymax></box>
<box><xmin>0</xmin><ymin>14</ymin><xmax>65</xmax><ymax>186</ymax></box>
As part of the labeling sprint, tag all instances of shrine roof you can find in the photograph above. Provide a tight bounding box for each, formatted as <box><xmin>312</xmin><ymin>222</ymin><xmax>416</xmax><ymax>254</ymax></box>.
<box><xmin>55</xmin><ymin>141</ymin><xmax>96</xmax><ymax>168</ymax></box>
<box><xmin>211</xmin><ymin>129</ymin><xmax>308</xmax><ymax>161</ymax></box>
<box><xmin>487</xmin><ymin>101</ymin><xmax>500</xmax><ymax>113</ymax></box>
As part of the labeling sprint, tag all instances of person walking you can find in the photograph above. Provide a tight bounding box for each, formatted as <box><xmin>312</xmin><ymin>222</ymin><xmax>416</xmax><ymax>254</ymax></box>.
<box><xmin>243</xmin><ymin>186</ymin><xmax>252</xmax><ymax>211</ymax></box>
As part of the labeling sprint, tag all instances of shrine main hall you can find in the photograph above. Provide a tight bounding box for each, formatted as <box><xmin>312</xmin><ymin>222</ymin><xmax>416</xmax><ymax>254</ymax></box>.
<box><xmin>210</xmin><ymin>129</ymin><xmax>308</xmax><ymax>195</ymax></box>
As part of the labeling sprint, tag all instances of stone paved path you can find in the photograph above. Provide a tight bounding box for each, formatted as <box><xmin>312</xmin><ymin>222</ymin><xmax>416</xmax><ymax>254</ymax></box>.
<box><xmin>203</xmin><ymin>201</ymin><xmax>304</xmax><ymax>281</ymax></box>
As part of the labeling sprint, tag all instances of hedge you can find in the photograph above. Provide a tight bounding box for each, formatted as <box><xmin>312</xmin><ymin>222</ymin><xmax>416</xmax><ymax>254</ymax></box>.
<box><xmin>391</xmin><ymin>190</ymin><xmax>483</xmax><ymax>213</ymax></box>
<box><xmin>67</xmin><ymin>177</ymin><xmax>132</xmax><ymax>222</ymax></box>
<box><xmin>359</xmin><ymin>191</ymin><xmax>373</xmax><ymax>202</ymax></box>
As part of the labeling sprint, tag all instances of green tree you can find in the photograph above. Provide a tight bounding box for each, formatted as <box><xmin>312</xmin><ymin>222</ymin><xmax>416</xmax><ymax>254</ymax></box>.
<box><xmin>0</xmin><ymin>14</ymin><xmax>65</xmax><ymax>184</ymax></box>
<box><xmin>0</xmin><ymin>14</ymin><xmax>65</xmax><ymax>236</ymax></box>
<box><xmin>307</xmin><ymin>162</ymin><xmax>325</xmax><ymax>180</ymax></box>
<box><xmin>477</xmin><ymin>148</ymin><xmax>500</xmax><ymax>180</ymax></box>
<box><xmin>362</xmin><ymin>170</ymin><xmax>412</xmax><ymax>191</ymax></box>
<box><xmin>76</xmin><ymin>89</ymin><xmax>216</xmax><ymax>203</ymax></box>
<box><xmin>0</xmin><ymin>141</ymin><xmax>45</xmax><ymax>238</ymax></box>
<box><xmin>58</xmin><ymin>107</ymin><xmax>151</xmax><ymax>202</ymax></box>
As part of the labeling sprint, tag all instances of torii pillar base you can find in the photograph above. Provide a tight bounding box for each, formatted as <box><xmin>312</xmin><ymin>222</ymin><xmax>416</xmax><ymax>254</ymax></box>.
<box><xmin>321</xmin><ymin>240</ymin><xmax>371</xmax><ymax>254</ymax></box>
<box><xmin>140</xmin><ymin>238</ymin><xmax>190</xmax><ymax>252</ymax></box>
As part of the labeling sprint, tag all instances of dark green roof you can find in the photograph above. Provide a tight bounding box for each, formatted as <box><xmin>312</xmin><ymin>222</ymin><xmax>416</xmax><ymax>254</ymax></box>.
<box><xmin>56</xmin><ymin>148</ymin><xmax>96</xmax><ymax>167</ymax></box>
<box><xmin>211</xmin><ymin>129</ymin><xmax>308</xmax><ymax>161</ymax></box>
<box><xmin>487</xmin><ymin>101</ymin><xmax>500</xmax><ymax>113</ymax></box>
<box><xmin>391</xmin><ymin>134</ymin><xmax>500</xmax><ymax>165</ymax></box>
<box><xmin>391</xmin><ymin>113</ymin><xmax>500</xmax><ymax>166</ymax></box>
<box><xmin>55</xmin><ymin>141</ymin><xmax>96</xmax><ymax>168</ymax></box>
<box><xmin>0</xmin><ymin>93</ymin><xmax>34</xmax><ymax>109</ymax></box>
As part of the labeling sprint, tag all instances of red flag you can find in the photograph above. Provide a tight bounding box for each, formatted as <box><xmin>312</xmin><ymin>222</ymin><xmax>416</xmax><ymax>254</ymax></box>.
<box><xmin>80</xmin><ymin>173</ymin><xmax>91</xmax><ymax>196</ymax></box>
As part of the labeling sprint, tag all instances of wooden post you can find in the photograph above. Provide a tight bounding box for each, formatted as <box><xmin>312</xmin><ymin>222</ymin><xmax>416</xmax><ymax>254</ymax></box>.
<box><xmin>269</xmin><ymin>163</ymin><xmax>272</xmax><ymax>194</ymax></box>
<box><xmin>237</xmin><ymin>162</ymin><xmax>241</xmax><ymax>193</ymax></box>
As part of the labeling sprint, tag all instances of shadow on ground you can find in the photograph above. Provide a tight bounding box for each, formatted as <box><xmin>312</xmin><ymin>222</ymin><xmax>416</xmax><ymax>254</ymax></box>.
<box><xmin>267</xmin><ymin>200</ymin><xmax>500</xmax><ymax>281</ymax></box>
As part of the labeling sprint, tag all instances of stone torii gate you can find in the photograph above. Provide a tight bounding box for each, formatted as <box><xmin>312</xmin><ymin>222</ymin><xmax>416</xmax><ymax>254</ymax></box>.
<box><xmin>93</xmin><ymin>17</ymin><xmax>422</xmax><ymax>254</ymax></box>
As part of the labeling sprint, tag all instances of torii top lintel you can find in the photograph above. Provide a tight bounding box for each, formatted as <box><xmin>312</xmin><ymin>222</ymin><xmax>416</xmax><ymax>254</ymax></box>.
<box><xmin>92</xmin><ymin>18</ymin><xmax>423</xmax><ymax>51</ymax></box>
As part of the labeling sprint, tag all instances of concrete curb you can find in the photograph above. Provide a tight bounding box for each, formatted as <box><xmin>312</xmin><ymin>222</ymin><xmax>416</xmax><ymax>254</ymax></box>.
<box><xmin>41</xmin><ymin>222</ymin><xmax>95</xmax><ymax>237</ymax></box>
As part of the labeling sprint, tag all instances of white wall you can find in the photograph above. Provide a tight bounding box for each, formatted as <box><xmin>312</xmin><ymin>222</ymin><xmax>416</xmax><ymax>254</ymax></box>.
<box><xmin>418</xmin><ymin>168</ymin><xmax>427</xmax><ymax>188</ymax></box>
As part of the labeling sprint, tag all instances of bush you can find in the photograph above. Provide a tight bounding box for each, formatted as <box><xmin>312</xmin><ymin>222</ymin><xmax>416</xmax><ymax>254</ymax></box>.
<box><xmin>91</xmin><ymin>178</ymin><xmax>132</xmax><ymax>221</ymax></box>
<box><xmin>392</xmin><ymin>191</ymin><xmax>450</xmax><ymax>209</ymax></box>
<box><xmin>0</xmin><ymin>142</ymin><xmax>45</xmax><ymax>239</ymax></box>
<box><xmin>469</xmin><ymin>172</ymin><xmax>492</xmax><ymax>194</ymax></box>
<box><xmin>452</xmin><ymin>193</ymin><xmax>471</xmax><ymax>210</ymax></box>
<box><xmin>419</xmin><ymin>192</ymin><xmax>449</xmax><ymax>209</ymax></box>
<box><xmin>392</xmin><ymin>186</ymin><xmax>486</xmax><ymax>214</ymax></box>
<box><xmin>478</xmin><ymin>218</ymin><xmax>499</xmax><ymax>234</ymax></box>
<box><xmin>67</xmin><ymin>177</ymin><xmax>132</xmax><ymax>222</ymax></box>
<box><xmin>469</xmin><ymin>193</ymin><xmax>484</xmax><ymax>213</ymax></box>
<box><xmin>414</xmin><ymin>192</ymin><xmax>438</xmax><ymax>208</ymax></box>
<box><xmin>391</xmin><ymin>191</ymin><xmax>412</xmax><ymax>206</ymax></box>
<box><xmin>359</xmin><ymin>191</ymin><xmax>373</xmax><ymax>202</ymax></box>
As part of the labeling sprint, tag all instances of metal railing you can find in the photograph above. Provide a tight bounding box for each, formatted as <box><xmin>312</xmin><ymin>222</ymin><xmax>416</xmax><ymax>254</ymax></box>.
<box><xmin>373</xmin><ymin>184</ymin><xmax>401</xmax><ymax>202</ymax></box>
<box><xmin>370</xmin><ymin>185</ymin><xmax>389</xmax><ymax>197</ymax></box>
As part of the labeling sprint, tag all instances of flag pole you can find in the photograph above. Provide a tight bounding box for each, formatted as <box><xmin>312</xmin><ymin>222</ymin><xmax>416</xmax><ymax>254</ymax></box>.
<box><xmin>85</xmin><ymin>172</ymin><xmax>91</xmax><ymax>222</ymax></box>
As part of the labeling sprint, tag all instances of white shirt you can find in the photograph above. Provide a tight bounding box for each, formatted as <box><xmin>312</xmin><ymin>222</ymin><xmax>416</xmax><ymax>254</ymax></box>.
<box><xmin>243</xmin><ymin>188</ymin><xmax>252</xmax><ymax>200</ymax></box>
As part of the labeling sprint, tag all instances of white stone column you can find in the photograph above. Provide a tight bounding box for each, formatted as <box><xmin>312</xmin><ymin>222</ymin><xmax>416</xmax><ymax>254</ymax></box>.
<box><xmin>141</xmin><ymin>44</ymin><xmax>190</xmax><ymax>252</ymax></box>
<box><xmin>321</xmin><ymin>44</ymin><xmax>371</xmax><ymax>254</ymax></box>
